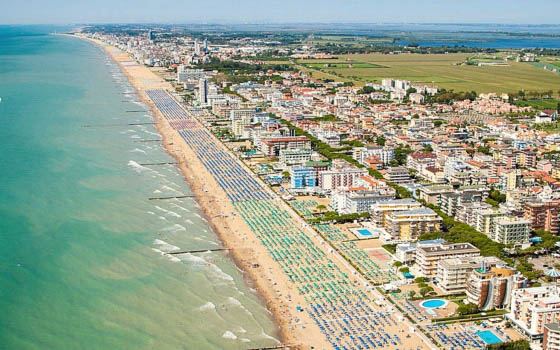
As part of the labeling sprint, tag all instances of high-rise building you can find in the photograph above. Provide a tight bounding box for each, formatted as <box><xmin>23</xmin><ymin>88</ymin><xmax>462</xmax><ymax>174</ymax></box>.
<box><xmin>466</xmin><ymin>263</ymin><xmax>526</xmax><ymax>311</ymax></box>
<box><xmin>199</xmin><ymin>78</ymin><xmax>208</xmax><ymax>105</ymax></box>
<box><xmin>507</xmin><ymin>285</ymin><xmax>560</xmax><ymax>342</ymax></box>
<box><xmin>194</xmin><ymin>39</ymin><xmax>201</xmax><ymax>56</ymax></box>
<box><xmin>524</xmin><ymin>201</ymin><xmax>560</xmax><ymax>235</ymax></box>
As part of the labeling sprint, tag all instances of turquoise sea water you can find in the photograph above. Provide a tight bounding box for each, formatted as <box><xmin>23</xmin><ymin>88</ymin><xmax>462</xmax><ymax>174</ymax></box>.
<box><xmin>0</xmin><ymin>26</ymin><xmax>278</xmax><ymax>349</ymax></box>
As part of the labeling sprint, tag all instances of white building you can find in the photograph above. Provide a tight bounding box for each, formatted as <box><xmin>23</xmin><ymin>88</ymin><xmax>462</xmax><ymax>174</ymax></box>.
<box><xmin>507</xmin><ymin>286</ymin><xmax>560</xmax><ymax>342</ymax></box>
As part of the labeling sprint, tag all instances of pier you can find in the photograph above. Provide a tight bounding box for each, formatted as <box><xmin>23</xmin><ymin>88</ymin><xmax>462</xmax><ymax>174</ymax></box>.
<box><xmin>139</xmin><ymin>162</ymin><xmax>177</xmax><ymax>166</ymax></box>
<box><xmin>247</xmin><ymin>345</ymin><xmax>298</xmax><ymax>350</ymax></box>
<box><xmin>168</xmin><ymin>248</ymin><xmax>231</xmax><ymax>255</ymax></box>
<box><xmin>133</xmin><ymin>139</ymin><xmax>162</xmax><ymax>143</ymax></box>
<box><xmin>82</xmin><ymin>122</ymin><xmax>155</xmax><ymax>127</ymax></box>
<box><xmin>148</xmin><ymin>194</ymin><xmax>194</xmax><ymax>200</ymax></box>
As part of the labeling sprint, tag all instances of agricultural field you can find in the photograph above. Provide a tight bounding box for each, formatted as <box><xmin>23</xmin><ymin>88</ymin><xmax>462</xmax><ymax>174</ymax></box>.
<box><xmin>514</xmin><ymin>99</ymin><xmax>560</xmax><ymax>110</ymax></box>
<box><xmin>297</xmin><ymin>53</ymin><xmax>560</xmax><ymax>93</ymax></box>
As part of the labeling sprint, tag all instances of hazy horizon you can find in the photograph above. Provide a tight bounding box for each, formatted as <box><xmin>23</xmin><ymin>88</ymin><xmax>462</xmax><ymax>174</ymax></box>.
<box><xmin>2</xmin><ymin>0</ymin><xmax>559</xmax><ymax>25</ymax></box>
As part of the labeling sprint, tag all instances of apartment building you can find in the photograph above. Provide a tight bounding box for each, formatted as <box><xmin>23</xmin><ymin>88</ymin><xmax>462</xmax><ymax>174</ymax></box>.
<box><xmin>331</xmin><ymin>188</ymin><xmax>395</xmax><ymax>214</ymax></box>
<box><xmin>544</xmin><ymin>323</ymin><xmax>560</xmax><ymax>350</ymax></box>
<box><xmin>395</xmin><ymin>238</ymin><xmax>447</xmax><ymax>263</ymax></box>
<box><xmin>260</xmin><ymin>136</ymin><xmax>311</xmax><ymax>158</ymax></box>
<box><xmin>290</xmin><ymin>166</ymin><xmax>317</xmax><ymax>189</ymax></box>
<box><xmin>384</xmin><ymin>208</ymin><xmax>442</xmax><ymax>242</ymax></box>
<box><xmin>436</xmin><ymin>256</ymin><xmax>504</xmax><ymax>295</ymax></box>
<box><xmin>416</xmin><ymin>242</ymin><xmax>480</xmax><ymax>277</ymax></box>
<box><xmin>524</xmin><ymin>201</ymin><xmax>560</xmax><ymax>235</ymax></box>
<box><xmin>319</xmin><ymin>159</ymin><xmax>369</xmax><ymax>191</ymax></box>
<box><xmin>385</xmin><ymin>166</ymin><xmax>412</xmax><ymax>184</ymax></box>
<box><xmin>494</xmin><ymin>217</ymin><xmax>531</xmax><ymax>245</ymax></box>
<box><xmin>370</xmin><ymin>199</ymin><xmax>423</xmax><ymax>227</ymax></box>
<box><xmin>279</xmin><ymin>148</ymin><xmax>312</xmax><ymax>166</ymax></box>
<box><xmin>466</xmin><ymin>265</ymin><xmax>526</xmax><ymax>311</ymax></box>
<box><xmin>507</xmin><ymin>286</ymin><xmax>560</xmax><ymax>341</ymax></box>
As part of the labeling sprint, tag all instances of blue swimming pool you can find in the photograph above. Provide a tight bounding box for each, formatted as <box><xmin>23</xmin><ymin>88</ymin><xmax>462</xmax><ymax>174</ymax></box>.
<box><xmin>476</xmin><ymin>330</ymin><xmax>503</xmax><ymax>345</ymax></box>
<box><xmin>357</xmin><ymin>229</ymin><xmax>372</xmax><ymax>236</ymax></box>
<box><xmin>420</xmin><ymin>299</ymin><xmax>446</xmax><ymax>309</ymax></box>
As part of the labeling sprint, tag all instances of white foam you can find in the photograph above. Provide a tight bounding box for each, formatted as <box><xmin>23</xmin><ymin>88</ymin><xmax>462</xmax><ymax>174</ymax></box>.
<box><xmin>161</xmin><ymin>185</ymin><xmax>181</xmax><ymax>193</ymax></box>
<box><xmin>153</xmin><ymin>239</ymin><xmax>180</xmax><ymax>252</ymax></box>
<box><xmin>226</xmin><ymin>297</ymin><xmax>252</xmax><ymax>315</ymax></box>
<box><xmin>234</xmin><ymin>326</ymin><xmax>247</xmax><ymax>334</ymax></box>
<box><xmin>153</xmin><ymin>190</ymin><xmax>162</xmax><ymax>194</ymax></box>
<box><xmin>166</xmin><ymin>255</ymin><xmax>181</xmax><ymax>263</ymax></box>
<box><xmin>195</xmin><ymin>301</ymin><xmax>216</xmax><ymax>312</ymax></box>
<box><xmin>130</xmin><ymin>135</ymin><xmax>140</xmax><ymax>139</ymax></box>
<box><xmin>160</xmin><ymin>224</ymin><xmax>186</xmax><ymax>233</ymax></box>
<box><xmin>240</xmin><ymin>338</ymin><xmax>250</xmax><ymax>343</ymax></box>
<box><xmin>260</xmin><ymin>330</ymin><xmax>280</xmax><ymax>344</ymax></box>
<box><xmin>128</xmin><ymin>160</ymin><xmax>149</xmax><ymax>173</ymax></box>
<box><xmin>222</xmin><ymin>331</ymin><xmax>237</xmax><ymax>340</ymax></box>
<box><xmin>178</xmin><ymin>253</ymin><xmax>206</xmax><ymax>264</ymax></box>
<box><xmin>147</xmin><ymin>211</ymin><xmax>155</xmax><ymax>215</ymax></box>
<box><xmin>130</xmin><ymin>148</ymin><xmax>147</xmax><ymax>154</ymax></box>
<box><xmin>210</xmin><ymin>265</ymin><xmax>234</xmax><ymax>282</ymax></box>
<box><xmin>185</xmin><ymin>219</ymin><xmax>194</xmax><ymax>225</ymax></box>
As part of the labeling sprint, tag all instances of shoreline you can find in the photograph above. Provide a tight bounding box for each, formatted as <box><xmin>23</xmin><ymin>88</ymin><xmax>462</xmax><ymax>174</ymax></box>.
<box><xmin>68</xmin><ymin>33</ymin><xmax>437</xmax><ymax>350</ymax></box>
<box><xmin>70</xmin><ymin>34</ymin><xmax>303</xmax><ymax>347</ymax></box>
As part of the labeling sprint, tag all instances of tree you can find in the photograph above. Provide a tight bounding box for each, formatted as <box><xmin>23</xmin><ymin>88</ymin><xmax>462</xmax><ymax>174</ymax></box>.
<box><xmin>422</xmin><ymin>144</ymin><xmax>433</xmax><ymax>153</ymax></box>
<box><xmin>420</xmin><ymin>286</ymin><xmax>434</xmax><ymax>297</ymax></box>
<box><xmin>457</xmin><ymin>302</ymin><xmax>478</xmax><ymax>315</ymax></box>
<box><xmin>408</xmin><ymin>290</ymin><xmax>416</xmax><ymax>298</ymax></box>
<box><xmin>399</xmin><ymin>267</ymin><xmax>410</xmax><ymax>273</ymax></box>
<box><xmin>316</xmin><ymin>204</ymin><xmax>326</xmax><ymax>213</ymax></box>
<box><xmin>393</xmin><ymin>261</ymin><xmax>403</xmax><ymax>268</ymax></box>
<box><xmin>487</xmin><ymin>340</ymin><xmax>530</xmax><ymax>350</ymax></box>
<box><xmin>282</xmin><ymin>171</ymin><xmax>290</xmax><ymax>179</ymax></box>
<box><xmin>376</xmin><ymin>136</ymin><xmax>386</xmax><ymax>146</ymax></box>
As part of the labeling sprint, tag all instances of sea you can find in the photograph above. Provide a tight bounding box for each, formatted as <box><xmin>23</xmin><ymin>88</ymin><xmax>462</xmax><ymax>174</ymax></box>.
<box><xmin>0</xmin><ymin>25</ymin><xmax>279</xmax><ymax>349</ymax></box>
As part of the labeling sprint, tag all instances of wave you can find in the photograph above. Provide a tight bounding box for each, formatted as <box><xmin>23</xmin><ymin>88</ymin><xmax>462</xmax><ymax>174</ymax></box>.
<box><xmin>185</xmin><ymin>219</ymin><xmax>194</xmax><ymax>225</ymax></box>
<box><xmin>146</xmin><ymin>211</ymin><xmax>155</xmax><ymax>215</ymax></box>
<box><xmin>128</xmin><ymin>160</ymin><xmax>149</xmax><ymax>173</ymax></box>
<box><xmin>130</xmin><ymin>148</ymin><xmax>147</xmax><ymax>154</ymax></box>
<box><xmin>177</xmin><ymin>252</ymin><xmax>206</xmax><ymax>264</ymax></box>
<box><xmin>160</xmin><ymin>224</ymin><xmax>186</xmax><ymax>233</ymax></box>
<box><xmin>222</xmin><ymin>331</ymin><xmax>237</xmax><ymax>340</ymax></box>
<box><xmin>259</xmin><ymin>330</ymin><xmax>280</xmax><ymax>344</ymax></box>
<box><xmin>240</xmin><ymin>338</ymin><xmax>251</xmax><ymax>343</ymax></box>
<box><xmin>153</xmin><ymin>239</ymin><xmax>180</xmax><ymax>252</ymax></box>
<box><xmin>234</xmin><ymin>326</ymin><xmax>247</xmax><ymax>334</ymax></box>
<box><xmin>161</xmin><ymin>185</ymin><xmax>181</xmax><ymax>193</ymax></box>
<box><xmin>153</xmin><ymin>190</ymin><xmax>162</xmax><ymax>194</ymax></box>
<box><xmin>154</xmin><ymin>206</ymin><xmax>182</xmax><ymax>218</ymax></box>
<box><xmin>195</xmin><ymin>301</ymin><xmax>216</xmax><ymax>312</ymax></box>
<box><xmin>226</xmin><ymin>297</ymin><xmax>252</xmax><ymax>315</ymax></box>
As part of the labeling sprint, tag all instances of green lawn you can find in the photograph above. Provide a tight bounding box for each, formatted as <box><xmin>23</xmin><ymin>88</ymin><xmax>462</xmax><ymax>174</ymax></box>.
<box><xmin>298</xmin><ymin>53</ymin><xmax>560</xmax><ymax>93</ymax></box>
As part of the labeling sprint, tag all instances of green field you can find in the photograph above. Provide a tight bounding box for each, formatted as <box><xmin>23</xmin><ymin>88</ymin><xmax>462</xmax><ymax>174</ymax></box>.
<box><xmin>297</xmin><ymin>53</ymin><xmax>560</xmax><ymax>93</ymax></box>
<box><xmin>514</xmin><ymin>99</ymin><xmax>559</xmax><ymax>110</ymax></box>
<box><xmin>304</xmin><ymin>62</ymin><xmax>386</xmax><ymax>69</ymax></box>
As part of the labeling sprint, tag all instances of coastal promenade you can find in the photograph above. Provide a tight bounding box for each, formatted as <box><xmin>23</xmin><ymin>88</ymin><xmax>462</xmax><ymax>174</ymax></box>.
<box><xmin>81</xmin><ymin>35</ymin><xmax>435</xmax><ymax>350</ymax></box>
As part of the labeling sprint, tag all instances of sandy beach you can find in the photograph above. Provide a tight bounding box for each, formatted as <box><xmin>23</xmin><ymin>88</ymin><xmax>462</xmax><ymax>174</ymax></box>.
<box><xmin>74</xmin><ymin>34</ymin><xmax>435</xmax><ymax>350</ymax></box>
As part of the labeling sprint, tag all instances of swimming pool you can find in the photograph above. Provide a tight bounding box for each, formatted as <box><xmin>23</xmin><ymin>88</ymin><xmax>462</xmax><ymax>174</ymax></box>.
<box><xmin>476</xmin><ymin>330</ymin><xmax>503</xmax><ymax>345</ymax></box>
<box><xmin>357</xmin><ymin>229</ymin><xmax>373</xmax><ymax>236</ymax></box>
<box><xmin>420</xmin><ymin>299</ymin><xmax>447</xmax><ymax>309</ymax></box>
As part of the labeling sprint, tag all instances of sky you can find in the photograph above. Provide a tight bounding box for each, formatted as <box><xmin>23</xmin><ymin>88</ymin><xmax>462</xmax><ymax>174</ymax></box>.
<box><xmin>1</xmin><ymin>0</ymin><xmax>559</xmax><ymax>25</ymax></box>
